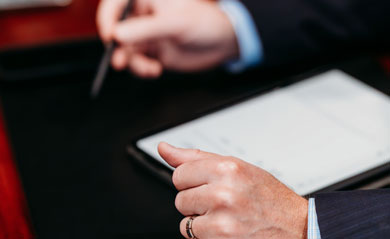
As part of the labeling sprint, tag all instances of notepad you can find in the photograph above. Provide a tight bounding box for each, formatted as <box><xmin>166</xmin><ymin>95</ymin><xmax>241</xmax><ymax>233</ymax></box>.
<box><xmin>136</xmin><ymin>70</ymin><xmax>390</xmax><ymax>195</ymax></box>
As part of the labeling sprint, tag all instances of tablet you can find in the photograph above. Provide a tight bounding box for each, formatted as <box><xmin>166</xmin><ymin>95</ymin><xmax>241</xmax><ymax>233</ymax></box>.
<box><xmin>132</xmin><ymin>70</ymin><xmax>390</xmax><ymax>195</ymax></box>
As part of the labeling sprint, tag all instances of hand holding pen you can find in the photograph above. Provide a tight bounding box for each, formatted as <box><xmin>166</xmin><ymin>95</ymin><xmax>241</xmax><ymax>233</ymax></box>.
<box><xmin>95</xmin><ymin>0</ymin><xmax>239</xmax><ymax>81</ymax></box>
<box><xmin>91</xmin><ymin>0</ymin><xmax>133</xmax><ymax>98</ymax></box>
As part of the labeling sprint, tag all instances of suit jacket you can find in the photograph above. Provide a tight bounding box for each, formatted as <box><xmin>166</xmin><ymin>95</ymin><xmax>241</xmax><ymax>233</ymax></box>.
<box><xmin>240</xmin><ymin>0</ymin><xmax>390</xmax><ymax>67</ymax></box>
<box><xmin>239</xmin><ymin>0</ymin><xmax>390</xmax><ymax>237</ymax></box>
<box><xmin>314</xmin><ymin>189</ymin><xmax>390</xmax><ymax>238</ymax></box>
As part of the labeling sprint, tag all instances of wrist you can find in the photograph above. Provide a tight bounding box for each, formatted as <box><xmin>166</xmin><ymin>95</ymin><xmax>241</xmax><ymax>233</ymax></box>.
<box><xmin>217</xmin><ymin>6</ymin><xmax>240</xmax><ymax>62</ymax></box>
<box><xmin>282</xmin><ymin>195</ymin><xmax>308</xmax><ymax>239</ymax></box>
<box><xmin>297</xmin><ymin>197</ymin><xmax>309</xmax><ymax>239</ymax></box>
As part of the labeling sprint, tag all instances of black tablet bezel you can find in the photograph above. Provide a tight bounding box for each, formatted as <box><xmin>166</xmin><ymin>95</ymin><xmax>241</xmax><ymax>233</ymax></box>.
<box><xmin>127</xmin><ymin>68</ymin><xmax>390</xmax><ymax>196</ymax></box>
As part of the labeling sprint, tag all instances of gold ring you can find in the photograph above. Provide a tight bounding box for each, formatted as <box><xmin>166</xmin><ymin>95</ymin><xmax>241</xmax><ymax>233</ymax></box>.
<box><xmin>186</xmin><ymin>216</ymin><xmax>197</xmax><ymax>239</ymax></box>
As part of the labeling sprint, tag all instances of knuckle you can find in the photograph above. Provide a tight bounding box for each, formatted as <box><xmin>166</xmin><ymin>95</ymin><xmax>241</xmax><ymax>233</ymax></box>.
<box><xmin>174</xmin><ymin>192</ymin><xmax>184</xmax><ymax>212</ymax></box>
<box><xmin>172</xmin><ymin>167</ymin><xmax>182</xmax><ymax>188</ymax></box>
<box><xmin>215</xmin><ymin>160</ymin><xmax>240</xmax><ymax>176</ymax></box>
<box><xmin>192</xmin><ymin>148</ymin><xmax>202</xmax><ymax>157</ymax></box>
<box><xmin>179</xmin><ymin>218</ymin><xmax>188</xmax><ymax>237</ymax></box>
<box><xmin>214</xmin><ymin>216</ymin><xmax>238</xmax><ymax>237</ymax></box>
<box><xmin>213</xmin><ymin>188</ymin><xmax>237</xmax><ymax>208</ymax></box>
<box><xmin>160</xmin><ymin>52</ymin><xmax>175</xmax><ymax>68</ymax></box>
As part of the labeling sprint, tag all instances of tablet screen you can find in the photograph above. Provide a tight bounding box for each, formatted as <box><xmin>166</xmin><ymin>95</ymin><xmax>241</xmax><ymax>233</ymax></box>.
<box><xmin>136</xmin><ymin>70</ymin><xmax>390</xmax><ymax>195</ymax></box>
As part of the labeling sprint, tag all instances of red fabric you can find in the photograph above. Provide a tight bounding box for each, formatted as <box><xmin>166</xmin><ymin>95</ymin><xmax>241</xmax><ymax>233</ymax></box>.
<box><xmin>0</xmin><ymin>107</ymin><xmax>34</xmax><ymax>239</ymax></box>
<box><xmin>0</xmin><ymin>0</ymin><xmax>99</xmax><ymax>50</ymax></box>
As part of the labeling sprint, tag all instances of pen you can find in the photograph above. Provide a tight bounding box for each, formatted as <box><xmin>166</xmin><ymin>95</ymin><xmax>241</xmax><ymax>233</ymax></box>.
<box><xmin>91</xmin><ymin>0</ymin><xmax>134</xmax><ymax>99</ymax></box>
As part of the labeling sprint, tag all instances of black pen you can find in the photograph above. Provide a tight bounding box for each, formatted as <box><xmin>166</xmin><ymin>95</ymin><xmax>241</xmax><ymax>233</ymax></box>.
<box><xmin>91</xmin><ymin>0</ymin><xmax>134</xmax><ymax>99</ymax></box>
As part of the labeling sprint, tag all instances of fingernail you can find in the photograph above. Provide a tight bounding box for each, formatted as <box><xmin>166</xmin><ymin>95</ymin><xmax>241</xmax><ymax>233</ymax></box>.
<box><xmin>164</xmin><ymin>142</ymin><xmax>175</xmax><ymax>148</ymax></box>
<box><xmin>161</xmin><ymin>142</ymin><xmax>179</xmax><ymax>150</ymax></box>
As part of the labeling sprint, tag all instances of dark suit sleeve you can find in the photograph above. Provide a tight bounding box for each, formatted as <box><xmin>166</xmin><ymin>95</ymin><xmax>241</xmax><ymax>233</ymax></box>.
<box><xmin>239</xmin><ymin>0</ymin><xmax>390</xmax><ymax>67</ymax></box>
<box><xmin>313</xmin><ymin>189</ymin><xmax>390</xmax><ymax>239</ymax></box>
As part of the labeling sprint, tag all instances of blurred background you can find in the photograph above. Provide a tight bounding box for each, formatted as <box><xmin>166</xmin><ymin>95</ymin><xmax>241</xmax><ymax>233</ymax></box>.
<box><xmin>0</xmin><ymin>0</ymin><xmax>96</xmax><ymax>49</ymax></box>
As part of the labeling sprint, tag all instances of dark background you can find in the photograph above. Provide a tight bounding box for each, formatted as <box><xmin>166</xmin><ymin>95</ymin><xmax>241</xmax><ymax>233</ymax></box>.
<box><xmin>0</xmin><ymin>40</ymin><xmax>389</xmax><ymax>239</ymax></box>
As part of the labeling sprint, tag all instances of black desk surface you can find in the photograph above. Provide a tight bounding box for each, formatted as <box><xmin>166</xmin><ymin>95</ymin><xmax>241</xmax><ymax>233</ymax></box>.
<box><xmin>0</xmin><ymin>41</ymin><xmax>389</xmax><ymax>239</ymax></box>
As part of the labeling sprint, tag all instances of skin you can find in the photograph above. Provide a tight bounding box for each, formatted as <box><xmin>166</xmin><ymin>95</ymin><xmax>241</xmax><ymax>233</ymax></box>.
<box><xmin>97</xmin><ymin>1</ymin><xmax>308</xmax><ymax>238</ymax></box>
<box><xmin>97</xmin><ymin>0</ymin><xmax>239</xmax><ymax>78</ymax></box>
<box><xmin>158</xmin><ymin>142</ymin><xmax>308</xmax><ymax>239</ymax></box>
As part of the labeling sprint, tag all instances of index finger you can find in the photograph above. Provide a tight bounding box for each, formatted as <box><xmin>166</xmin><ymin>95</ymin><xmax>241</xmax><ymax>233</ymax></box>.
<box><xmin>173</xmin><ymin>159</ymin><xmax>219</xmax><ymax>190</ymax></box>
<box><xmin>96</xmin><ymin>0</ymin><xmax>128</xmax><ymax>42</ymax></box>
<box><xmin>158</xmin><ymin>142</ymin><xmax>222</xmax><ymax>168</ymax></box>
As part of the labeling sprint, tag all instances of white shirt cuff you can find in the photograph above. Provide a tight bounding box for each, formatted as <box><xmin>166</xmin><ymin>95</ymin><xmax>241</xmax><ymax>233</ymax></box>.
<box><xmin>308</xmin><ymin>198</ymin><xmax>322</xmax><ymax>239</ymax></box>
<box><xmin>218</xmin><ymin>0</ymin><xmax>264</xmax><ymax>73</ymax></box>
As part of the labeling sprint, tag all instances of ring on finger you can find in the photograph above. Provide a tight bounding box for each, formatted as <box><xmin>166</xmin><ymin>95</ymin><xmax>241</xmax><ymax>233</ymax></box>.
<box><xmin>186</xmin><ymin>216</ymin><xmax>198</xmax><ymax>239</ymax></box>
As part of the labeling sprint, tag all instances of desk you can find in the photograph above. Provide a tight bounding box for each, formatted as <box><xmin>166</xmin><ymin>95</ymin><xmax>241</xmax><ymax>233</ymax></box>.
<box><xmin>0</xmin><ymin>39</ymin><xmax>389</xmax><ymax>238</ymax></box>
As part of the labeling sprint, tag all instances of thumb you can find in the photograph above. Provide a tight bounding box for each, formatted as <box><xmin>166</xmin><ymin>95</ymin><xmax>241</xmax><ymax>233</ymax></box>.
<box><xmin>114</xmin><ymin>16</ymin><xmax>175</xmax><ymax>44</ymax></box>
<box><xmin>157</xmin><ymin>142</ymin><xmax>219</xmax><ymax>168</ymax></box>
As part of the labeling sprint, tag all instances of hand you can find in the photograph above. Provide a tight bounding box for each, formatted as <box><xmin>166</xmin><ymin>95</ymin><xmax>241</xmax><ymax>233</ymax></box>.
<box><xmin>158</xmin><ymin>142</ymin><xmax>308</xmax><ymax>239</ymax></box>
<box><xmin>96</xmin><ymin>0</ymin><xmax>239</xmax><ymax>78</ymax></box>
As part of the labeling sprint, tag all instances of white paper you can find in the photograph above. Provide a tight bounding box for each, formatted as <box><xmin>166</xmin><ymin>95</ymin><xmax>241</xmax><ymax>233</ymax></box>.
<box><xmin>137</xmin><ymin>70</ymin><xmax>390</xmax><ymax>195</ymax></box>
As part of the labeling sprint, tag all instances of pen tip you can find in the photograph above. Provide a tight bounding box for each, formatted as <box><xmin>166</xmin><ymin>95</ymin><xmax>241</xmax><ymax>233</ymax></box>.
<box><xmin>90</xmin><ymin>89</ymin><xmax>99</xmax><ymax>100</ymax></box>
